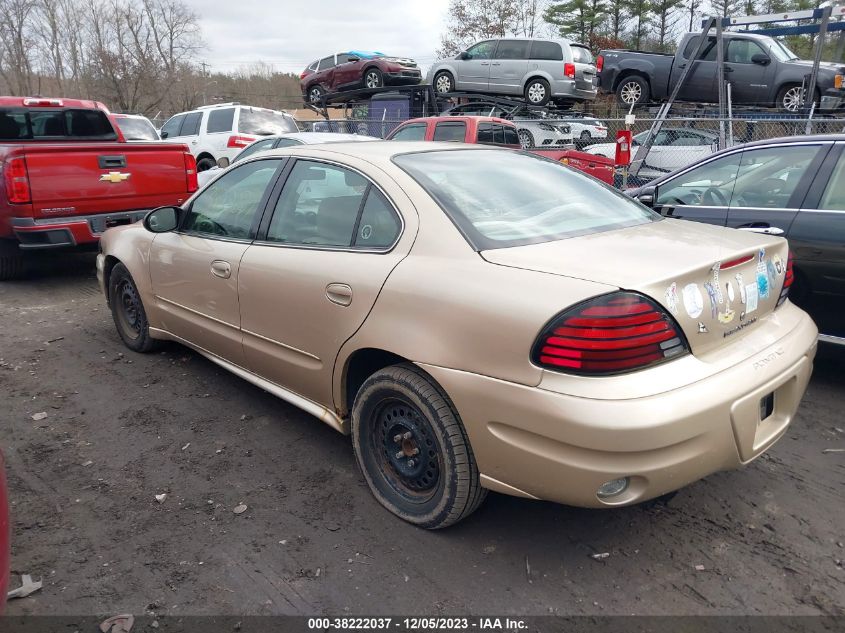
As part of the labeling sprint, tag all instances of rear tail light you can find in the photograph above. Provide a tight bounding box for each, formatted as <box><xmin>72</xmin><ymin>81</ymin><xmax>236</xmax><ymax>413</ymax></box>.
<box><xmin>596</xmin><ymin>55</ymin><xmax>604</xmax><ymax>72</ymax></box>
<box><xmin>184</xmin><ymin>152</ymin><xmax>198</xmax><ymax>193</ymax></box>
<box><xmin>564</xmin><ymin>63</ymin><xmax>576</xmax><ymax>79</ymax></box>
<box><xmin>531</xmin><ymin>291</ymin><xmax>689</xmax><ymax>376</ymax></box>
<box><xmin>227</xmin><ymin>135</ymin><xmax>256</xmax><ymax>149</ymax></box>
<box><xmin>4</xmin><ymin>156</ymin><xmax>31</xmax><ymax>204</ymax></box>
<box><xmin>300</xmin><ymin>71</ymin><xmax>308</xmax><ymax>80</ymax></box>
<box><xmin>23</xmin><ymin>97</ymin><xmax>63</xmax><ymax>107</ymax></box>
<box><xmin>777</xmin><ymin>251</ymin><xmax>794</xmax><ymax>308</ymax></box>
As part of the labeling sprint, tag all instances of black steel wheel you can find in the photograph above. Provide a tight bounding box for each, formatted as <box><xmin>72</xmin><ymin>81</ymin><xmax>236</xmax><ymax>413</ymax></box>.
<box><xmin>109</xmin><ymin>263</ymin><xmax>159</xmax><ymax>353</ymax></box>
<box><xmin>351</xmin><ymin>363</ymin><xmax>486</xmax><ymax>529</ymax></box>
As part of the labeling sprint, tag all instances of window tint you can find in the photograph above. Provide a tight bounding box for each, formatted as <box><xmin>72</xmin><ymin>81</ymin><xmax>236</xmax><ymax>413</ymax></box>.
<box><xmin>0</xmin><ymin>108</ymin><xmax>117</xmax><ymax>140</ymax></box>
<box><xmin>465</xmin><ymin>41</ymin><xmax>496</xmax><ymax>60</ymax></box>
<box><xmin>570</xmin><ymin>45</ymin><xmax>593</xmax><ymax>64</ymax></box>
<box><xmin>207</xmin><ymin>107</ymin><xmax>235</xmax><ymax>133</ymax></box>
<box><xmin>336</xmin><ymin>53</ymin><xmax>351</xmax><ymax>64</ymax></box>
<box><xmin>389</xmin><ymin>123</ymin><xmax>427</xmax><ymax>140</ymax></box>
<box><xmin>682</xmin><ymin>36</ymin><xmax>718</xmax><ymax>61</ymax></box>
<box><xmin>308</xmin><ymin>61</ymin><xmax>318</xmax><ymax>71</ymax></box>
<box><xmin>433</xmin><ymin>121</ymin><xmax>466</xmax><ymax>142</ymax></box>
<box><xmin>494</xmin><ymin>40</ymin><xmax>529</xmax><ymax>60</ymax></box>
<box><xmin>237</xmin><ymin>109</ymin><xmax>297</xmax><ymax>135</ymax></box>
<box><xmin>503</xmin><ymin>126</ymin><xmax>520</xmax><ymax>147</ymax></box>
<box><xmin>394</xmin><ymin>150</ymin><xmax>657</xmax><ymax>250</ymax></box>
<box><xmin>115</xmin><ymin>117</ymin><xmax>158</xmax><ymax>141</ymax></box>
<box><xmin>529</xmin><ymin>41</ymin><xmax>563</xmax><ymax>61</ymax></box>
<box><xmin>183</xmin><ymin>159</ymin><xmax>282</xmax><ymax>239</ymax></box>
<box><xmin>354</xmin><ymin>189</ymin><xmax>401</xmax><ymax>248</ymax></box>
<box><xmin>819</xmin><ymin>151</ymin><xmax>845</xmax><ymax>210</ymax></box>
<box><xmin>727</xmin><ymin>39</ymin><xmax>766</xmax><ymax>63</ymax></box>
<box><xmin>180</xmin><ymin>112</ymin><xmax>202</xmax><ymax>137</ymax></box>
<box><xmin>274</xmin><ymin>138</ymin><xmax>304</xmax><ymax>148</ymax></box>
<box><xmin>318</xmin><ymin>55</ymin><xmax>335</xmax><ymax>71</ymax></box>
<box><xmin>729</xmin><ymin>145</ymin><xmax>818</xmax><ymax>209</ymax></box>
<box><xmin>266</xmin><ymin>160</ymin><xmax>368</xmax><ymax>247</ymax></box>
<box><xmin>234</xmin><ymin>137</ymin><xmax>278</xmax><ymax>163</ymax></box>
<box><xmin>160</xmin><ymin>114</ymin><xmax>184</xmax><ymax>139</ymax></box>
<box><xmin>656</xmin><ymin>153</ymin><xmax>742</xmax><ymax>207</ymax></box>
<box><xmin>478</xmin><ymin>123</ymin><xmax>507</xmax><ymax>145</ymax></box>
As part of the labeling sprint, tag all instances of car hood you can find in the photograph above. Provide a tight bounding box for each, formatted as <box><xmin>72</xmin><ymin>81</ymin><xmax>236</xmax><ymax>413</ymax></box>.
<box><xmin>481</xmin><ymin>219</ymin><xmax>791</xmax><ymax>355</ymax></box>
<box><xmin>785</xmin><ymin>59</ymin><xmax>845</xmax><ymax>74</ymax></box>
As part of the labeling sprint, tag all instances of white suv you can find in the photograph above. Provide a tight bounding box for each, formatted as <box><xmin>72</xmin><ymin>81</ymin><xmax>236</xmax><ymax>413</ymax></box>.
<box><xmin>159</xmin><ymin>103</ymin><xmax>298</xmax><ymax>172</ymax></box>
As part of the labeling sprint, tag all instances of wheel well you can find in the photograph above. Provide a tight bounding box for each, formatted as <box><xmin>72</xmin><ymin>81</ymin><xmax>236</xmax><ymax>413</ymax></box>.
<box><xmin>363</xmin><ymin>65</ymin><xmax>381</xmax><ymax>75</ymax></box>
<box><xmin>196</xmin><ymin>152</ymin><xmax>215</xmax><ymax>163</ymax></box>
<box><xmin>343</xmin><ymin>348</ymin><xmax>409</xmax><ymax>414</ymax></box>
<box><xmin>613</xmin><ymin>70</ymin><xmax>649</xmax><ymax>93</ymax></box>
<box><xmin>523</xmin><ymin>75</ymin><xmax>550</xmax><ymax>91</ymax></box>
<box><xmin>102</xmin><ymin>255</ymin><xmax>121</xmax><ymax>307</ymax></box>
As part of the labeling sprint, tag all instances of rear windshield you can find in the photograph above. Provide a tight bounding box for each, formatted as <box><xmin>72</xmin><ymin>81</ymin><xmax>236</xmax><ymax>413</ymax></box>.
<box><xmin>0</xmin><ymin>108</ymin><xmax>117</xmax><ymax>140</ymax></box>
<box><xmin>571</xmin><ymin>45</ymin><xmax>594</xmax><ymax>64</ymax></box>
<box><xmin>393</xmin><ymin>149</ymin><xmax>658</xmax><ymax>250</ymax></box>
<box><xmin>238</xmin><ymin>109</ymin><xmax>298</xmax><ymax>135</ymax></box>
<box><xmin>115</xmin><ymin>117</ymin><xmax>159</xmax><ymax>141</ymax></box>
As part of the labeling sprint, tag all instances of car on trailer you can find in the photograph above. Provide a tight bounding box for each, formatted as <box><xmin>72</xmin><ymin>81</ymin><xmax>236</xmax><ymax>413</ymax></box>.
<box><xmin>301</xmin><ymin>51</ymin><xmax>422</xmax><ymax>104</ymax></box>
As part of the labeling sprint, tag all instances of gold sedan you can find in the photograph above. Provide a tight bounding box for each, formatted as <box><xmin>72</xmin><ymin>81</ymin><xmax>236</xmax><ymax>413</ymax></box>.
<box><xmin>97</xmin><ymin>142</ymin><xmax>818</xmax><ymax>528</ymax></box>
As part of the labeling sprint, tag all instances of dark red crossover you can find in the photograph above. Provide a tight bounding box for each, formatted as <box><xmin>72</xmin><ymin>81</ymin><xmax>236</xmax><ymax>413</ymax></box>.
<box><xmin>300</xmin><ymin>51</ymin><xmax>422</xmax><ymax>103</ymax></box>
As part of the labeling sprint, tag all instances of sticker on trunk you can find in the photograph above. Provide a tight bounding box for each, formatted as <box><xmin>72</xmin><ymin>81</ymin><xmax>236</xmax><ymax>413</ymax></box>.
<box><xmin>665</xmin><ymin>282</ymin><xmax>679</xmax><ymax>315</ymax></box>
<box><xmin>682</xmin><ymin>283</ymin><xmax>703</xmax><ymax>319</ymax></box>
<box><xmin>745</xmin><ymin>282</ymin><xmax>759</xmax><ymax>314</ymax></box>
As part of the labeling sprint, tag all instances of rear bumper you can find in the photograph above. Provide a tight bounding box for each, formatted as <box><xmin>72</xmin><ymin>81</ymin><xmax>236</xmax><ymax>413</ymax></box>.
<box><xmin>11</xmin><ymin>210</ymin><xmax>149</xmax><ymax>249</ymax></box>
<box><xmin>421</xmin><ymin>306</ymin><xmax>818</xmax><ymax>508</ymax></box>
<box><xmin>550</xmin><ymin>79</ymin><xmax>597</xmax><ymax>101</ymax></box>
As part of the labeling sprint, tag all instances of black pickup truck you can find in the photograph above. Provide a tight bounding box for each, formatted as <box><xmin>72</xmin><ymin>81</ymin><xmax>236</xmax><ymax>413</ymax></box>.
<box><xmin>598</xmin><ymin>32</ymin><xmax>845</xmax><ymax>111</ymax></box>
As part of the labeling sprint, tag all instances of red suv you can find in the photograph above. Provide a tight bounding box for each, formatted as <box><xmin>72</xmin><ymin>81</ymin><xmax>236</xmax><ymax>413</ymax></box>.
<box><xmin>300</xmin><ymin>51</ymin><xmax>421</xmax><ymax>103</ymax></box>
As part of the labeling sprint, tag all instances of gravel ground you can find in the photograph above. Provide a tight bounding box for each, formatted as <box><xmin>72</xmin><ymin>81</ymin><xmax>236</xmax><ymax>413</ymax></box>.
<box><xmin>1</xmin><ymin>253</ymin><xmax>843</xmax><ymax>617</ymax></box>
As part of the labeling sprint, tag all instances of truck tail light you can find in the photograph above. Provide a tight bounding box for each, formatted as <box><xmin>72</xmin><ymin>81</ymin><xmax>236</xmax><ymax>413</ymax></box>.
<box><xmin>531</xmin><ymin>292</ymin><xmax>689</xmax><ymax>376</ymax></box>
<box><xmin>596</xmin><ymin>55</ymin><xmax>604</xmax><ymax>72</ymax></box>
<box><xmin>564</xmin><ymin>63</ymin><xmax>576</xmax><ymax>79</ymax></box>
<box><xmin>227</xmin><ymin>135</ymin><xmax>256</xmax><ymax>149</ymax></box>
<box><xmin>4</xmin><ymin>156</ymin><xmax>31</xmax><ymax>204</ymax></box>
<box><xmin>184</xmin><ymin>152</ymin><xmax>198</xmax><ymax>193</ymax></box>
<box><xmin>777</xmin><ymin>251</ymin><xmax>794</xmax><ymax>308</ymax></box>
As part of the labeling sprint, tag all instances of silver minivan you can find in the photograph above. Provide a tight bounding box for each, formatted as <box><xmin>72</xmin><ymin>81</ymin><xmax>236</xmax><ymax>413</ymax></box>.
<box><xmin>428</xmin><ymin>38</ymin><xmax>598</xmax><ymax>106</ymax></box>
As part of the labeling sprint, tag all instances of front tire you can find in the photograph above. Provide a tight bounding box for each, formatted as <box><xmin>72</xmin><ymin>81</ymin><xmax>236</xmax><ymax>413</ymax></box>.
<box><xmin>524</xmin><ymin>78</ymin><xmax>551</xmax><ymax>106</ymax></box>
<box><xmin>433</xmin><ymin>71</ymin><xmax>454</xmax><ymax>94</ymax></box>
<box><xmin>616</xmin><ymin>75</ymin><xmax>649</xmax><ymax>107</ymax></box>
<box><xmin>364</xmin><ymin>68</ymin><xmax>384</xmax><ymax>89</ymax></box>
<box><xmin>109</xmin><ymin>263</ymin><xmax>159</xmax><ymax>353</ymax></box>
<box><xmin>776</xmin><ymin>84</ymin><xmax>819</xmax><ymax>112</ymax></box>
<box><xmin>517</xmin><ymin>129</ymin><xmax>535</xmax><ymax>149</ymax></box>
<box><xmin>351</xmin><ymin>363</ymin><xmax>486</xmax><ymax>529</ymax></box>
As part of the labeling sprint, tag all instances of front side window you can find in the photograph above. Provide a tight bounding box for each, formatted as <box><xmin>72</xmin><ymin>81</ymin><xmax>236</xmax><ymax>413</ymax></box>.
<box><xmin>267</xmin><ymin>160</ymin><xmax>397</xmax><ymax>248</ymax></box>
<box><xmin>394</xmin><ymin>149</ymin><xmax>658</xmax><ymax>250</ymax></box>
<box><xmin>207</xmin><ymin>108</ymin><xmax>235</xmax><ymax>133</ymax></box>
<box><xmin>433</xmin><ymin>122</ymin><xmax>466</xmax><ymax>142</ymax></box>
<box><xmin>160</xmin><ymin>114</ymin><xmax>185</xmax><ymax>139</ymax></box>
<box><xmin>389</xmin><ymin>123</ymin><xmax>427</xmax><ymax>141</ymax></box>
<box><xmin>336</xmin><ymin>53</ymin><xmax>351</xmax><ymax>64</ymax></box>
<box><xmin>465</xmin><ymin>41</ymin><xmax>496</xmax><ymax>60</ymax></box>
<box><xmin>656</xmin><ymin>153</ymin><xmax>743</xmax><ymax>207</ymax></box>
<box><xmin>182</xmin><ymin>159</ymin><xmax>282</xmax><ymax>239</ymax></box>
<box><xmin>729</xmin><ymin>145</ymin><xmax>819</xmax><ymax>209</ymax></box>
<box><xmin>180</xmin><ymin>112</ymin><xmax>202</xmax><ymax>137</ymax></box>
<box><xmin>819</xmin><ymin>151</ymin><xmax>845</xmax><ymax>210</ymax></box>
<box><xmin>529</xmin><ymin>41</ymin><xmax>563</xmax><ymax>61</ymax></box>
<box><xmin>727</xmin><ymin>39</ymin><xmax>766</xmax><ymax>64</ymax></box>
<box><xmin>493</xmin><ymin>40</ymin><xmax>529</xmax><ymax>60</ymax></box>
<box><xmin>234</xmin><ymin>137</ymin><xmax>278</xmax><ymax>163</ymax></box>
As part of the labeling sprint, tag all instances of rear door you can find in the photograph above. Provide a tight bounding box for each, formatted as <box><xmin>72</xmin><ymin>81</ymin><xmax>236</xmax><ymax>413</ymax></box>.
<box><xmin>457</xmin><ymin>40</ymin><xmax>497</xmax><ymax>90</ymax></box>
<box><xmin>488</xmin><ymin>39</ymin><xmax>530</xmax><ymax>94</ymax></box>
<box><xmin>202</xmin><ymin>107</ymin><xmax>236</xmax><ymax>159</ymax></box>
<box><xmin>671</xmin><ymin>35</ymin><xmax>717</xmax><ymax>102</ymax></box>
<box><xmin>570</xmin><ymin>44</ymin><xmax>598</xmax><ymax>92</ymax></box>
<box><xmin>333</xmin><ymin>53</ymin><xmax>359</xmax><ymax>88</ymax></box>
<box><xmin>238</xmin><ymin>158</ymin><xmax>414</xmax><ymax>406</ymax></box>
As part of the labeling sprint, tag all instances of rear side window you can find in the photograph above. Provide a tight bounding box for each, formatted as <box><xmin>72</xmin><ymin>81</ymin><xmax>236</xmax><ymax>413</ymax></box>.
<box><xmin>433</xmin><ymin>122</ymin><xmax>466</xmax><ymax>142</ymax></box>
<box><xmin>180</xmin><ymin>112</ymin><xmax>202</xmax><ymax>137</ymax></box>
<box><xmin>234</xmin><ymin>137</ymin><xmax>278</xmax><ymax>163</ymax></box>
<box><xmin>308</xmin><ymin>61</ymin><xmax>318</xmax><ymax>71</ymax></box>
<box><xmin>389</xmin><ymin>123</ymin><xmax>427</xmax><ymax>141</ymax></box>
<box><xmin>207</xmin><ymin>108</ymin><xmax>235</xmax><ymax>133</ymax></box>
<box><xmin>503</xmin><ymin>126</ymin><xmax>520</xmax><ymax>146</ymax></box>
<box><xmin>160</xmin><ymin>114</ymin><xmax>185</xmax><ymax>139</ymax></box>
<box><xmin>0</xmin><ymin>108</ymin><xmax>117</xmax><ymax>140</ymax></box>
<box><xmin>529</xmin><ymin>41</ymin><xmax>563</xmax><ymax>61</ymax></box>
<box><xmin>115</xmin><ymin>117</ymin><xmax>158</xmax><ymax>141</ymax></box>
<box><xmin>571</xmin><ymin>46</ymin><xmax>593</xmax><ymax>64</ymax></box>
<box><xmin>237</xmin><ymin>109</ymin><xmax>297</xmax><ymax>135</ymax></box>
<box><xmin>318</xmin><ymin>56</ymin><xmax>335</xmax><ymax>71</ymax></box>
<box><xmin>682</xmin><ymin>36</ymin><xmax>718</xmax><ymax>61</ymax></box>
<box><xmin>478</xmin><ymin>123</ymin><xmax>508</xmax><ymax>146</ymax></box>
<box><xmin>494</xmin><ymin>40</ymin><xmax>530</xmax><ymax>60</ymax></box>
<box><xmin>819</xmin><ymin>151</ymin><xmax>845</xmax><ymax>210</ymax></box>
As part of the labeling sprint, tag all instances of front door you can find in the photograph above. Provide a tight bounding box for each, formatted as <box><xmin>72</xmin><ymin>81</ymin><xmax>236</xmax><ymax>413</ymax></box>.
<box><xmin>725</xmin><ymin>38</ymin><xmax>775</xmax><ymax>104</ymax></box>
<box><xmin>238</xmin><ymin>158</ymin><xmax>413</xmax><ymax>407</ymax></box>
<box><xmin>488</xmin><ymin>39</ymin><xmax>530</xmax><ymax>94</ymax></box>
<box><xmin>149</xmin><ymin>158</ymin><xmax>285</xmax><ymax>364</ymax></box>
<box><xmin>457</xmin><ymin>40</ymin><xmax>497</xmax><ymax>91</ymax></box>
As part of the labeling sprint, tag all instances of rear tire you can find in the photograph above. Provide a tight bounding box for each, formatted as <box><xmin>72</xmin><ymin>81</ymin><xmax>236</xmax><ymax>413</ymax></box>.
<box><xmin>0</xmin><ymin>240</ymin><xmax>24</xmax><ymax>281</ymax></box>
<box><xmin>196</xmin><ymin>156</ymin><xmax>216</xmax><ymax>172</ymax></box>
<box><xmin>616</xmin><ymin>75</ymin><xmax>650</xmax><ymax>107</ymax></box>
<box><xmin>308</xmin><ymin>84</ymin><xmax>325</xmax><ymax>104</ymax></box>
<box><xmin>524</xmin><ymin>78</ymin><xmax>551</xmax><ymax>106</ymax></box>
<box><xmin>433</xmin><ymin>71</ymin><xmax>454</xmax><ymax>94</ymax></box>
<box><xmin>109</xmin><ymin>263</ymin><xmax>159</xmax><ymax>353</ymax></box>
<box><xmin>351</xmin><ymin>363</ymin><xmax>487</xmax><ymax>529</ymax></box>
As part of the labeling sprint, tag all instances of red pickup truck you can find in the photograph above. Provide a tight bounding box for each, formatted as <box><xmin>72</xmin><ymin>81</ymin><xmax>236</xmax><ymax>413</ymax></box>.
<box><xmin>386</xmin><ymin>116</ymin><xmax>614</xmax><ymax>185</ymax></box>
<box><xmin>0</xmin><ymin>97</ymin><xmax>198</xmax><ymax>279</ymax></box>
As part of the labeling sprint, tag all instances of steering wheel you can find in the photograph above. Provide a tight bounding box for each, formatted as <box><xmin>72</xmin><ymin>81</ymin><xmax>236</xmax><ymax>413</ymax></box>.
<box><xmin>194</xmin><ymin>217</ymin><xmax>228</xmax><ymax>236</ymax></box>
<box><xmin>701</xmin><ymin>187</ymin><xmax>729</xmax><ymax>206</ymax></box>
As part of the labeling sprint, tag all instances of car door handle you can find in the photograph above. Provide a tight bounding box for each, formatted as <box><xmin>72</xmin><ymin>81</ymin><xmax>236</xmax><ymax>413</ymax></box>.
<box><xmin>738</xmin><ymin>226</ymin><xmax>784</xmax><ymax>236</ymax></box>
<box><xmin>326</xmin><ymin>283</ymin><xmax>353</xmax><ymax>306</ymax></box>
<box><xmin>491</xmin><ymin>62</ymin><xmax>501</xmax><ymax>66</ymax></box>
<box><xmin>210</xmin><ymin>260</ymin><xmax>232</xmax><ymax>279</ymax></box>
<box><xmin>480</xmin><ymin>62</ymin><xmax>489</xmax><ymax>66</ymax></box>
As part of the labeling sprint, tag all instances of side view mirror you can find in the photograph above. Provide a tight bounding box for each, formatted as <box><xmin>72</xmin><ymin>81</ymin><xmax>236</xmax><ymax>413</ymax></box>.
<box><xmin>160</xmin><ymin>131</ymin><xmax>169</xmax><ymax>139</ymax></box>
<box><xmin>751</xmin><ymin>53</ymin><xmax>770</xmax><ymax>66</ymax></box>
<box><xmin>458</xmin><ymin>51</ymin><xmax>470</xmax><ymax>60</ymax></box>
<box><xmin>636</xmin><ymin>187</ymin><xmax>656</xmax><ymax>207</ymax></box>
<box><xmin>143</xmin><ymin>206</ymin><xmax>181</xmax><ymax>233</ymax></box>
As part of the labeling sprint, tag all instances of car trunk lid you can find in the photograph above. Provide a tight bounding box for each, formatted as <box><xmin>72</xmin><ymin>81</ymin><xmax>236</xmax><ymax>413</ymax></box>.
<box><xmin>481</xmin><ymin>219</ymin><xmax>790</xmax><ymax>355</ymax></box>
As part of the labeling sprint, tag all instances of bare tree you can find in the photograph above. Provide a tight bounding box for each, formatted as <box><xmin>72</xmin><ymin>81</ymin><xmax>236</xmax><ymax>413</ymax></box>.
<box><xmin>438</xmin><ymin>0</ymin><xmax>537</xmax><ymax>57</ymax></box>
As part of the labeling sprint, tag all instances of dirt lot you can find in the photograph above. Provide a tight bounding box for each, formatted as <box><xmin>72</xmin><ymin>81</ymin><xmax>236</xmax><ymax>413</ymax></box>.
<box><xmin>1</xmin><ymin>253</ymin><xmax>843</xmax><ymax>617</ymax></box>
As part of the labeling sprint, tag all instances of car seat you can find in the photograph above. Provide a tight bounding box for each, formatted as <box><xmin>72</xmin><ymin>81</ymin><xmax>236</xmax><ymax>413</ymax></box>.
<box><xmin>316</xmin><ymin>196</ymin><xmax>361</xmax><ymax>246</ymax></box>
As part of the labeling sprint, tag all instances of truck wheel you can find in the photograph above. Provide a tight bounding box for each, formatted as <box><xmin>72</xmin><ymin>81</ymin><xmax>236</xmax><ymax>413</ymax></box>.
<box><xmin>433</xmin><ymin>71</ymin><xmax>454</xmax><ymax>94</ymax></box>
<box><xmin>776</xmin><ymin>85</ymin><xmax>819</xmax><ymax>112</ymax></box>
<box><xmin>351</xmin><ymin>363</ymin><xmax>487</xmax><ymax>529</ymax></box>
<box><xmin>0</xmin><ymin>241</ymin><xmax>24</xmax><ymax>281</ymax></box>
<box><xmin>109</xmin><ymin>263</ymin><xmax>159</xmax><ymax>353</ymax></box>
<box><xmin>617</xmin><ymin>76</ymin><xmax>649</xmax><ymax>107</ymax></box>
<box><xmin>524</xmin><ymin>78</ymin><xmax>551</xmax><ymax>106</ymax></box>
<box><xmin>364</xmin><ymin>68</ymin><xmax>384</xmax><ymax>89</ymax></box>
<box><xmin>517</xmin><ymin>129</ymin><xmax>535</xmax><ymax>149</ymax></box>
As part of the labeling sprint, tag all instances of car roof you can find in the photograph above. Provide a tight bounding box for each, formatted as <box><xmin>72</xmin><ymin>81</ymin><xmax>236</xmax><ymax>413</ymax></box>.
<box><xmin>266</xmin><ymin>132</ymin><xmax>378</xmax><ymax>143</ymax></box>
<box><xmin>402</xmin><ymin>115</ymin><xmax>515</xmax><ymax>126</ymax></box>
<box><xmin>253</xmin><ymin>140</ymin><xmax>501</xmax><ymax>162</ymax></box>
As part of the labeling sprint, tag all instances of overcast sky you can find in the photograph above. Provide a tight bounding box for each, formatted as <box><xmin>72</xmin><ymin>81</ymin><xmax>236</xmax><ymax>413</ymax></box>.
<box><xmin>196</xmin><ymin>0</ymin><xmax>453</xmax><ymax>75</ymax></box>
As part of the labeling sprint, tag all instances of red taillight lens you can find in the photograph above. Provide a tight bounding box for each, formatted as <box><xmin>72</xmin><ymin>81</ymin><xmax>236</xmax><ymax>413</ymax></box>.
<box><xmin>532</xmin><ymin>292</ymin><xmax>689</xmax><ymax>376</ymax></box>
<box><xmin>564</xmin><ymin>62</ymin><xmax>576</xmax><ymax>78</ymax></box>
<box><xmin>184</xmin><ymin>152</ymin><xmax>198</xmax><ymax>193</ymax></box>
<box><xmin>596</xmin><ymin>55</ymin><xmax>604</xmax><ymax>72</ymax></box>
<box><xmin>777</xmin><ymin>251</ymin><xmax>794</xmax><ymax>308</ymax></box>
<box><xmin>4</xmin><ymin>156</ymin><xmax>31</xmax><ymax>204</ymax></box>
<box><xmin>227</xmin><ymin>135</ymin><xmax>256</xmax><ymax>149</ymax></box>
